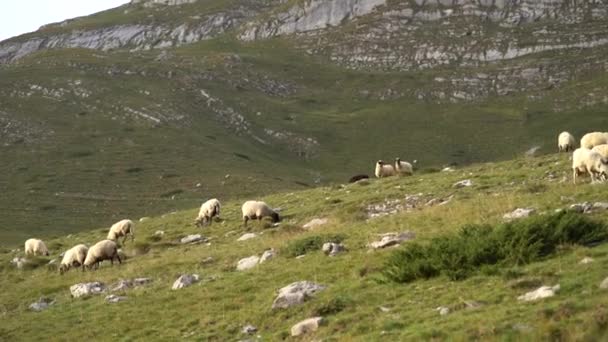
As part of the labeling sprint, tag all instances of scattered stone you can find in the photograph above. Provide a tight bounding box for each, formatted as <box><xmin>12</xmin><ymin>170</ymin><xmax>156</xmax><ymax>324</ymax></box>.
<box><xmin>368</xmin><ymin>231</ymin><xmax>415</xmax><ymax>249</ymax></box>
<box><xmin>291</xmin><ymin>317</ymin><xmax>323</xmax><ymax>337</ymax></box>
<box><xmin>10</xmin><ymin>257</ymin><xmax>27</xmax><ymax>269</ymax></box>
<box><xmin>436</xmin><ymin>306</ymin><xmax>450</xmax><ymax>316</ymax></box>
<box><xmin>154</xmin><ymin>230</ymin><xmax>165</xmax><ymax>237</ymax></box>
<box><xmin>259</xmin><ymin>249</ymin><xmax>275</xmax><ymax>263</ymax></box>
<box><xmin>379</xmin><ymin>306</ymin><xmax>391</xmax><ymax>312</ymax></box>
<box><xmin>272</xmin><ymin>281</ymin><xmax>326</xmax><ymax>309</ymax></box>
<box><xmin>517</xmin><ymin>284</ymin><xmax>560</xmax><ymax>301</ymax></box>
<box><xmin>525</xmin><ymin>146</ymin><xmax>541</xmax><ymax>157</ymax></box>
<box><xmin>172</xmin><ymin>274</ymin><xmax>199</xmax><ymax>290</ymax></box>
<box><xmin>503</xmin><ymin>208</ymin><xmax>535</xmax><ymax>221</ymax></box>
<box><xmin>462</xmin><ymin>299</ymin><xmax>485</xmax><ymax>309</ymax></box>
<box><xmin>201</xmin><ymin>256</ymin><xmax>214</xmax><ymax>265</ymax></box>
<box><xmin>47</xmin><ymin>259</ymin><xmax>57</xmax><ymax>265</ymax></box>
<box><xmin>139</xmin><ymin>217</ymin><xmax>150</xmax><ymax>222</ymax></box>
<box><xmin>453</xmin><ymin>179</ymin><xmax>473</xmax><ymax>188</ymax></box>
<box><xmin>111</xmin><ymin>278</ymin><xmax>153</xmax><ymax>292</ymax></box>
<box><xmin>322</xmin><ymin>242</ymin><xmax>345</xmax><ymax>256</ymax></box>
<box><xmin>569</xmin><ymin>202</ymin><xmax>593</xmax><ymax>213</ymax></box>
<box><xmin>237</xmin><ymin>256</ymin><xmax>260</xmax><ymax>271</ymax></box>
<box><xmin>105</xmin><ymin>294</ymin><xmax>127</xmax><ymax>303</ymax></box>
<box><xmin>600</xmin><ymin>277</ymin><xmax>608</xmax><ymax>289</ymax></box>
<box><xmin>302</xmin><ymin>218</ymin><xmax>328</xmax><ymax>230</ymax></box>
<box><xmin>580</xmin><ymin>257</ymin><xmax>594</xmax><ymax>264</ymax></box>
<box><xmin>70</xmin><ymin>282</ymin><xmax>106</xmax><ymax>298</ymax></box>
<box><xmin>29</xmin><ymin>297</ymin><xmax>54</xmax><ymax>312</ymax></box>
<box><xmin>180</xmin><ymin>234</ymin><xmax>206</xmax><ymax>244</ymax></box>
<box><xmin>442</xmin><ymin>167</ymin><xmax>455</xmax><ymax>172</ymax></box>
<box><xmin>295</xmin><ymin>255</ymin><xmax>306</xmax><ymax>259</ymax></box>
<box><xmin>593</xmin><ymin>202</ymin><xmax>608</xmax><ymax>210</ymax></box>
<box><xmin>237</xmin><ymin>233</ymin><xmax>257</xmax><ymax>241</ymax></box>
<box><xmin>242</xmin><ymin>325</ymin><xmax>257</xmax><ymax>334</ymax></box>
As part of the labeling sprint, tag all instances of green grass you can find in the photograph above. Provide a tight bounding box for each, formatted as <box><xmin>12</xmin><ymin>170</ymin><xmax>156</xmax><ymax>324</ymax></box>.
<box><xmin>2</xmin><ymin>154</ymin><xmax>608</xmax><ymax>340</ymax></box>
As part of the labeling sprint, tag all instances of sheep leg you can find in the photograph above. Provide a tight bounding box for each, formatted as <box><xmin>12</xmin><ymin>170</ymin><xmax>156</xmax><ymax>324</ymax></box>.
<box><xmin>573</xmin><ymin>169</ymin><xmax>577</xmax><ymax>184</ymax></box>
<box><xmin>116</xmin><ymin>253</ymin><xmax>122</xmax><ymax>264</ymax></box>
<box><xmin>243</xmin><ymin>216</ymin><xmax>248</xmax><ymax>227</ymax></box>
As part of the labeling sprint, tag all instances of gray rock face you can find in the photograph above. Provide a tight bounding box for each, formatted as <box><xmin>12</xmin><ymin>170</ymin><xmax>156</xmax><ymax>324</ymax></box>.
<box><xmin>70</xmin><ymin>282</ymin><xmax>106</xmax><ymax>298</ymax></box>
<box><xmin>236</xmin><ymin>255</ymin><xmax>260</xmax><ymax>271</ymax></box>
<box><xmin>180</xmin><ymin>234</ymin><xmax>206</xmax><ymax>244</ymax></box>
<box><xmin>503</xmin><ymin>208</ymin><xmax>535</xmax><ymax>221</ymax></box>
<box><xmin>517</xmin><ymin>284</ymin><xmax>560</xmax><ymax>301</ymax></box>
<box><xmin>272</xmin><ymin>281</ymin><xmax>326</xmax><ymax>309</ymax></box>
<box><xmin>368</xmin><ymin>232</ymin><xmax>415</xmax><ymax>249</ymax></box>
<box><xmin>172</xmin><ymin>274</ymin><xmax>199</xmax><ymax>290</ymax></box>
<box><xmin>291</xmin><ymin>317</ymin><xmax>323</xmax><ymax>337</ymax></box>
<box><xmin>105</xmin><ymin>294</ymin><xmax>127</xmax><ymax>303</ymax></box>
<box><xmin>29</xmin><ymin>297</ymin><xmax>54</xmax><ymax>312</ymax></box>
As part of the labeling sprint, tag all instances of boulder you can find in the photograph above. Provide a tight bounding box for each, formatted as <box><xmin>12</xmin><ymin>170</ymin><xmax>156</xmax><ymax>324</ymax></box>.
<box><xmin>29</xmin><ymin>297</ymin><xmax>54</xmax><ymax>312</ymax></box>
<box><xmin>10</xmin><ymin>257</ymin><xmax>27</xmax><ymax>269</ymax></box>
<box><xmin>70</xmin><ymin>282</ymin><xmax>106</xmax><ymax>298</ymax></box>
<box><xmin>569</xmin><ymin>202</ymin><xmax>593</xmax><ymax>213</ymax></box>
<box><xmin>368</xmin><ymin>232</ymin><xmax>415</xmax><ymax>249</ymax></box>
<box><xmin>180</xmin><ymin>234</ymin><xmax>206</xmax><ymax>244</ymax></box>
<box><xmin>237</xmin><ymin>256</ymin><xmax>260</xmax><ymax>271</ymax></box>
<box><xmin>322</xmin><ymin>242</ymin><xmax>345</xmax><ymax>256</ymax></box>
<box><xmin>105</xmin><ymin>294</ymin><xmax>127</xmax><ymax>303</ymax></box>
<box><xmin>237</xmin><ymin>233</ymin><xmax>257</xmax><ymax>241</ymax></box>
<box><xmin>272</xmin><ymin>281</ymin><xmax>326</xmax><ymax>309</ymax></box>
<box><xmin>291</xmin><ymin>317</ymin><xmax>323</xmax><ymax>337</ymax></box>
<box><xmin>172</xmin><ymin>274</ymin><xmax>200</xmax><ymax>290</ymax></box>
<box><xmin>302</xmin><ymin>218</ymin><xmax>328</xmax><ymax>230</ymax></box>
<box><xmin>517</xmin><ymin>284</ymin><xmax>559</xmax><ymax>301</ymax></box>
<box><xmin>503</xmin><ymin>208</ymin><xmax>535</xmax><ymax>221</ymax></box>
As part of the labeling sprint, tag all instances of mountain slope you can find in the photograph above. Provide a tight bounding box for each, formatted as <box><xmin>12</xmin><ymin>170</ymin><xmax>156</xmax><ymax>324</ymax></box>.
<box><xmin>1</xmin><ymin>0</ymin><xmax>608</xmax><ymax>243</ymax></box>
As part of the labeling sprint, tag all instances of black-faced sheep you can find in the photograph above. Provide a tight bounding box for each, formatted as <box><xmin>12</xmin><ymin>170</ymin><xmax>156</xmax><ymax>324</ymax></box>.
<box><xmin>394</xmin><ymin>158</ymin><xmax>413</xmax><ymax>176</ymax></box>
<box><xmin>83</xmin><ymin>240</ymin><xmax>121</xmax><ymax>270</ymax></box>
<box><xmin>59</xmin><ymin>244</ymin><xmax>88</xmax><ymax>274</ymax></box>
<box><xmin>241</xmin><ymin>200</ymin><xmax>280</xmax><ymax>227</ymax></box>
<box><xmin>195</xmin><ymin>198</ymin><xmax>221</xmax><ymax>227</ymax></box>
<box><xmin>374</xmin><ymin>160</ymin><xmax>396</xmax><ymax>178</ymax></box>
<box><xmin>580</xmin><ymin>132</ymin><xmax>608</xmax><ymax>150</ymax></box>
<box><xmin>558</xmin><ymin>131</ymin><xmax>576</xmax><ymax>152</ymax></box>
<box><xmin>24</xmin><ymin>238</ymin><xmax>49</xmax><ymax>256</ymax></box>
<box><xmin>572</xmin><ymin>147</ymin><xmax>608</xmax><ymax>184</ymax></box>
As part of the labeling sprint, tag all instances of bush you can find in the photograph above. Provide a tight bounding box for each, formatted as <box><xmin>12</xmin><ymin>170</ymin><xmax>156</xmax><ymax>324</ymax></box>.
<box><xmin>282</xmin><ymin>234</ymin><xmax>345</xmax><ymax>257</ymax></box>
<box><xmin>383</xmin><ymin>211</ymin><xmax>607</xmax><ymax>283</ymax></box>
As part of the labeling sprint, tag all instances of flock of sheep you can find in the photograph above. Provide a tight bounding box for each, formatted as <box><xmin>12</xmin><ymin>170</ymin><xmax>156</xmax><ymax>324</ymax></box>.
<box><xmin>20</xmin><ymin>133</ymin><xmax>607</xmax><ymax>274</ymax></box>
<box><xmin>23</xmin><ymin>200</ymin><xmax>281</xmax><ymax>274</ymax></box>
<box><xmin>562</xmin><ymin>131</ymin><xmax>608</xmax><ymax>183</ymax></box>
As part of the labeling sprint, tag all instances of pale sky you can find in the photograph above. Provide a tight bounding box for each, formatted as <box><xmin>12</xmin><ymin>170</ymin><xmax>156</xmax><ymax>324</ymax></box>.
<box><xmin>0</xmin><ymin>0</ymin><xmax>130</xmax><ymax>42</ymax></box>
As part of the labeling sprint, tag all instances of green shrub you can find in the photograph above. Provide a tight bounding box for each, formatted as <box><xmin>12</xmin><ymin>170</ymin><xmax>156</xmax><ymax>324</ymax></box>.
<box><xmin>282</xmin><ymin>234</ymin><xmax>345</xmax><ymax>257</ymax></box>
<box><xmin>383</xmin><ymin>212</ymin><xmax>607</xmax><ymax>283</ymax></box>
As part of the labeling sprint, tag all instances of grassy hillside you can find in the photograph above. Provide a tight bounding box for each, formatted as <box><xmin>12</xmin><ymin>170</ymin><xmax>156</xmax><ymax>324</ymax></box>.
<box><xmin>2</xmin><ymin>153</ymin><xmax>608</xmax><ymax>340</ymax></box>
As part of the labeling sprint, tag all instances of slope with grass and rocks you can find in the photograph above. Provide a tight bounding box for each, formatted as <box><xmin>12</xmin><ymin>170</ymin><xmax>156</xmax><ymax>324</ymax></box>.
<box><xmin>2</xmin><ymin>153</ymin><xmax>608</xmax><ymax>340</ymax></box>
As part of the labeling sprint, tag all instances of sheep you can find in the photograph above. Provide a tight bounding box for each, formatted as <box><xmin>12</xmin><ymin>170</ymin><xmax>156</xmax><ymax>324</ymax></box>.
<box><xmin>375</xmin><ymin>160</ymin><xmax>396</xmax><ymax>178</ymax></box>
<box><xmin>572</xmin><ymin>148</ymin><xmax>608</xmax><ymax>184</ymax></box>
<box><xmin>558</xmin><ymin>131</ymin><xmax>576</xmax><ymax>152</ymax></box>
<box><xmin>241</xmin><ymin>200</ymin><xmax>280</xmax><ymax>227</ymax></box>
<box><xmin>592</xmin><ymin>144</ymin><xmax>608</xmax><ymax>159</ymax></box>
<box><xmin>24</xmin><ymin>238</ymin><xmax>49</xmax><ymax>256</ymax></box>
<box><xmin>580</xmin><ymin>132</ymin><xmax>608</xmax><ymax>149</ymax></box>
<box><xmin>59</xmin><ymin>244</ymin><xmax>88</xmax><ymax>274</ymax></box>
<box><xmin>195</xmin><ymin>198</ymin><xmax>221</xmax><ymax>227</ymax></box>
<box><xmin>107</xmin><ymin>219</ymin><xmax>134</xmax><ymax>245</ymax></box>
<box><xmin>394</xmin><ymin>158</ymin><xmax>414</xmax><ymax>176</ymax></box>
<box><xmin>348</xmin><ymin>174</ymin><xmax>369</xmax><ymax>183</ymax></box>
<box><xmin>83</xmin><ymin>240</ymin><xmax>121</xmax><ymax>270</ymax></box>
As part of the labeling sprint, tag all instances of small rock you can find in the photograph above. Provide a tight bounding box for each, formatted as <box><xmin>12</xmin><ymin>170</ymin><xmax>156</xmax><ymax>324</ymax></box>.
<box><xmin>295</xmin><ymin>254</ymin><xmax>306</xmax><ymax>259</ymax></box>
<box><xmin>600</xmin><ymin>277</ymin><xmax>608</xmax><ymax>289</ymax></box>
<box><xmin>453</xmin><ymin>179</ymin><xmax>473</xmax><ymax>188</ymax></box>
<box><xmin>517</xmin><ymin>284</ymin><xmax>560</xmax><ymax>301</ymax></box>
<box><xmin>154</xmin><ymin>230</ymin><xmax>165</xmax><ymax>237</ymax></box>
<box><xmin>436</xmin><ymin>306</ymin><xmax>450</xmax><ymax>316</ymax></box>
<box><xmin>580</xmin><ymin>257</ymin><xmax>594</xmax><ymax>264</ymax></box>
<box><xmin>237</xmin><ymin>256</ymin><xmax>260</xmax><ymax>271</ymax></box>
<box><xmin>180</xmin><ymin>234</ymin><xmax>206</xmax><ymax>244</ymax></box>
<box><xmin>291</xmin><ymin>317</ymin><xmax>323</xmax><ymax>337</ymax></box>
<box><xmin>139</xmin><ymin>217</ymin><xmax>150</xmax><ymax>222</ymax></box>
<box><xmin>105</xmin><ymin>294</ymin><xmax>127</xmax><ymax>303</ymax></box>
<box><xmin>503</xmin><ymin>208</ymin><xmax>535</xmax><ymax>221</ymax></box>
<box><xmin>442</xmin><ymin>167</ymin><xmax>455</xmax><ymax>172</ymax></box>
<box><xmin>379</xmin><ymin>306</ymin><xmax>391</xmax><ymax>312</ymax></box>
<box><xmin>48</xmin><ymin>259</ymin><xmax>57</xmax><ymax>265</ymax></box>
<box><xmin>10</xmin><ymin>257</ymin><xmax>28</xmax><ymax>269</ymax></box>
<box><xmin>237</xmin><ymin>233</ymin><xmax>257</xmax><ymax>241</ymax></box>
<box><xmin>111</xmin><ymin>279</ymin><xmax>133</xmax><ymax>292</ymax></box>
<box><xmin>593</xmin><ymin>202</ymin><xmax>608</xmax><ymax>210</ymax></box>
<box><xmin>569</xmin><ymin>202</ymin><xmax>593</xmax><ymax>213</ymax></box>
<box><xmin>272</xmin><ymin>281</ymin><xmax>326</xmax><ymax>309</ymax></box>
<box><xmin>172</xmin><ymin>274</ymin><xmax>199</xmax><ymax>290</ymax></box>
<box><xmin>70</xmin><ymin>282</ymin><xmax>106</xmax><ymax>298</ymax></box>
<box><xmin>242</xmin><ymin>325</ymin><xmax>257</xmax><ymax>334</ymax></box>
<box><xmin>302</xmin><ymin>218</ymin><xmax>328</xmax><ymax>230</ymax></box>
<box><xmin>322</xmin><ymin>242</ymin><xmax>345</xmax><ymax>256</ymax></box>
<box><xmin>201</xmin><ymin>256</ymin><xmax>214</xmax><ymax>265</ymax></box>
<box><xmin>29</xmin><ymin>297</ymin><xmax>54</xmax><ymax>312</ymax></box>
<box><xmin>368</xmin><ymin>231</ymin><xmax>415</xmax><ymax>249</ymax></box>
<box><xmin>259</xmin><ymin>249</ymin><xmax>275</xmax><ymax>263</ymax></box>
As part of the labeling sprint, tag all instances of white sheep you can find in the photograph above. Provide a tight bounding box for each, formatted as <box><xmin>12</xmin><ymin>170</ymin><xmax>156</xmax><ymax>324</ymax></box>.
<box><xmin>241</xmin><ymin>200</ymin><xmax>280</xmax><ymax>227</ymax></box>
<box><xmin>375</xmin><ymin>160</ymin><xmax>396</xmax><ymax>178</ymax></box>
<box><xmin>592</xmin><ymin>144</ymin><xmax>608</xmax><ymax>159</ymax></box>
<box><xmin>558</xmin><ymin>131</ymin><xmax>576</xmax><ymax>152</ymax></box>
<box><xmin>572</xmin><ymin>148</ymin><xmax>608</xmax><ymax>184</ymax></box>
<box><xmin>580</xmin><ymin>132</ymin><xmax>608</xmax><ymax>150</ymax></box>
<box><xmin>107</xmin><ymin>219</ymin><xmax>134</xmax><ymax>245</ymax></box>
<box><xmin>83</xmin><ymin>240</ymin><xmax>121</xmax><ymax>270</ymax></box>
<box><xmin>59</xmin><ymin>244</ymin><xmax>88</xmax><ymax>274</ymax></box>
<box><xmin>394</xmin><ymin>158</ymin><xmax>413</xmax><ymax>176</ymax></box>
<box><xmin>24</xmin><ymin>238</ymin><xmax>49</xmax><ymax>256</ymax></box>
<box><xmin>195</xmin><ymin>198</ymin><xmax>221</xmax><ymax>227</ymax></box>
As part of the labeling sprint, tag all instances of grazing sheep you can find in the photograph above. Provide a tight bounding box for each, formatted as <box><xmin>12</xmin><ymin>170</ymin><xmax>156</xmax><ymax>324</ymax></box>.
<box><xmin>394</xmin><ymin>158</ymin><xmax>414</xmax><ymax>176</ymax></box>
<box><xmin>375</xmin><ymin>160</ymin><xmax>396</xmax><ymax>178</ymax></box>
<box><xmin>59</xmin><ymin>244</ymin><xmax>88</xmax><ymax>274</ymax></box>
<box><xmin>24</xmin><ymin>238</ymin><xmax>49</xmax><ymax>256</ymax></box>
<box><xmin>107</xmin><ymin>219</ymin><xmax>134</xmax><ymax>245</ymax></box>
<box><xmin>592</xmin><ymin>144</ymin><xmax>608</xmax><ymax>159</ymax></box>
<box><xmin>195</xmin><ymin>198</ymin><xmax>221</xmax><ymax>227</ymax></box>
<box><xmin>572</xmin><ymin>148</ymin><xmax>608</xmax><ymax>184</ymax></box>
<box><xmin>241</xmin><ymin>200</ymin><xmax>280</xmax><ymax>227</ymax></box>
<box><xmin>580</xmin><ymin>132</ymin><xmax>608</xmax><ymax>150</ymax></box>
<box><xmin>348</xmin><ymin>174</ymin><xmax>369</xmax><ymax>183</ymax></box>
<box><xmin>558</xmin><ymin>131</ymin><xmax>576</xmax><ymax>152</ymax></box>
<box><xmin>83</xmin><ymin>240</ymin><xmax>121</xmax><ymax>270</ymax></box>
